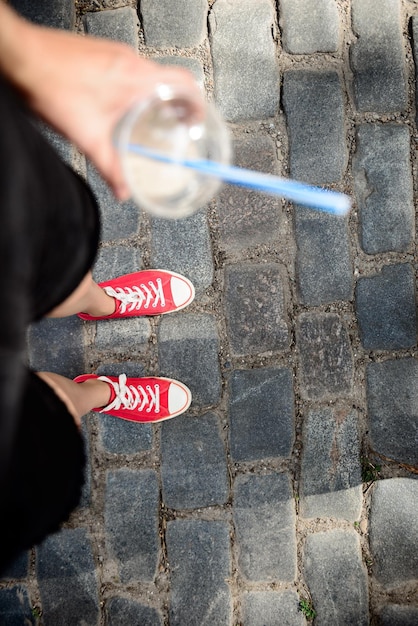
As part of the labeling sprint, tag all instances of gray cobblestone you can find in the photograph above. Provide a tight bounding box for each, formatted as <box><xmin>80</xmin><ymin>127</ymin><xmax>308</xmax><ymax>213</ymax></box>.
<box><xmin>166</xmin><ymin>520</ymin><xmax>232</xmax><ymax>625</ymax></box>
<box><xmin>241</xmin><ymin>590</ymin><xmax>305</xmax><ymax>626</ymax></box>
<box><xmin>158</xmin><ymin>313</ymin><xmax>221</xmax><ymax>407</ymax></box>
<box><xmin>156</xmin><ymin>57</ymin><xmax>205</xmax><ymax>90</ymax></box>
<box><xmin>217</xmin><ymin>136</ymin><xmax>281</xmax><ymax>254</ymax></box>
<box><xmin>229</xmin><ymin>367</ymin><xmax>294</xmax><ymax>462</ymax></box>
<box><xmin>106</xmin><ymin>597</ymin><xmax>162</xmax><ymax>626</ymax></box>
<box><xmin>83</xmin><ymin>7</ymin><xmax>139</xmax><ymax>48</ymax></box>
<box><xmin>100</xmin><ymin>414</ymin><xmax>153</xmax><ymax>455</ymax></box>
<box><xmin>304</xmin><ymin>530</ymin><xmax>369</xmax><ymax>626</ymax></box>
<box><xmin>369</xmin><ymin>478</ymin><xmax>418</xmax><ymax>586</ymax></box>
<box><xmin>161</xmin><ymin>412</ymin><xmax>228</xmax><ymax>509</ymax></box>
<box><xmin>9</xmin><ymin>0</ymin><xmax>75</xmax><ymax>28</ymax></box>
<box><xmin>356</xmin><ymin>264</ymin><xmax>417</xmax><ymax>350</ymax></box>
<box><xmin>140</xmin><ymin>0</ymin><xmax>207</xmax><ymax>48</ymax></box>
<box><xmin>150</xmin><ymin>210</ymin><xmax>214</xmax><ymax>295</ymax></box>
<box><xmin>234</xmin><ymin>473</ymin><xmax>297</xmax><ymax>581</ymax></box>
<box><xmin>36</xmin><ymin>529</ymin><xmax>99</xmax><ymax>625</ymax></box>
<box><xmin>366</xmin><ymin>358</ymin><xmax>418</xmax><ymax>466</ymax></box>
<box><xmin>380</xmin><ymin>605</ymin><xmax>418</xmax><ymax>626</ymax></box>
<box><xmin>87</xmin><ymin>164</ymin><xmax>140</xmax><ymax>241</ymax></box>
<box><xmin>353</xmin><ymin>124</ymin><xmax>414</xmax><ymax>254</ymax></box>
<box><xmin>297</xmin><ymin>313</ymin><xmax>354</xmax><ymax>401</ymax></box>
<box><xmin>105</xmin><ymin>469</ymin><xmax>159</xmax><ymax>583</ymax></box>
<box><xmin>28</xmin><ymin>317</ymin><xmax>84</xmax><ymax>379</ymax></box>
<box><xmin>92</xmin><ymin>245</ymin><xmax>143</xmax><ymax>284</ymax></box>
<box><xmin>0</xmin><ymin>585</ymin><xmax>34</xmax><ymax>625</ymax></box>
<box><xmin>294</xmin><ymin>208</ymin><xmax>352</xmax><ymax>305</ymax></box>
<box><xmin>96</xmin><ymin>361</ymin><xmax>146</xmax><ymax>382</ymax></box>
<box><xmin>279</xmin><ymin>0</ymin><xmax>340</xmax><ymax>54</ymax></box>
<box><xmin>224</xmin><ymin>262</ymin><xmax>289</xmax><ymax>356</ymax></box>
<box><xmin>209</xmin><ymin>0</ymin><xmax>279</xmax><ymax>121</ymax></box>
<box><xmin>282</xmin><ymin>70</ymin><xmax>347</xmax><ymax>184</ymax></box>
<box><xmin>95</xmin><ymin>317</ymin><xmax>151</xmax><ymax>353</ymax></box>
<box><xmin>300</xmin><ymin>407</ymin><xmax>362</xmax><ymax>521</ymax></box>
<box><xmin>350</xmin><ymin>0</ymin><xmax>407</xmax><ymax>112</ymax></box>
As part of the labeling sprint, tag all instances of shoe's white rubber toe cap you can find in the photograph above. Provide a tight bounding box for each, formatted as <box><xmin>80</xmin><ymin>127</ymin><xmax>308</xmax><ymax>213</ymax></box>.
<box><xmin>168</xmin><ymin>382</ymin><xmax>192</xmax><ymax>416</ymax></box>
<box><xmin>170</xmin><ymin>276</ymin><xmax>195</xmax><ymax>308</ymax></box>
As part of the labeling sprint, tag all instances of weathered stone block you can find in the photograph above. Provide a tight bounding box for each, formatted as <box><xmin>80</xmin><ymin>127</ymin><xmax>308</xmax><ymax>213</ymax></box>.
<box><xmin>297</xmin><ymin>313</ymin><xmax>353</xmax><ymax>400</ymax></box>
<box><xmin>279</xmin><ymin>0</ymin><xmax>340</xmax><ymax>54</ymax></box>
<box><xmin>28</xmin><ymin>316</ymin><xmax>85</xmax><ymax>379</ymax></box>
<box><xmin>224</xmin><ymin>263</ymin><xmax>289</xmax><ymax>356</ymax></box>
<box><xmin>105</xmin><ymin>469</ymin><xmax>159</xmax><ymax>583</ymax></box>
<box><xmin>356</xmin><ymin>264</ymin><xmax>417</xmax><ymax>350</ymax></box>
<box><xmin>283</xmin><ymin>70</ymin><xmax>347</xmax><ymax>183</ymax></box>
<box><xmin>350</xmin><ymin>0</ymin><xmax>407</xmax><ymax>112</ymax></box>
<box><xmin>369</xmin><ymin>478</ymin><xmax>418</xmax><ymax>586</ymax></box>
<box><xmin>150</xmin><ymin>209</ymin><xmax>213</xmax><ymax>295</ymax></box>
<box><xmin>36</xmin><ymin>529</ymin><xmax>99</xmax><ymax>625</ymax></box>
<box><xmin>140</xmin><ymin>0</ymin><xmax>207</xmax><ymax>47</ymax></box>
<box><xmin>156</xmin><ymin>57</ymin><xmax>205</xmax><ymax>91</ymax></box>
<box><xmin>166</xmin><ymin>520</ymin><xmax>232</xmax><ymax>625</ymax></box>
<box><xmin>100</xmin><ymin>414</ymin><xmax>153</xmax><ymax>455</ymax></box>
<box><xmin>10</xmin><ymin>0</ymin><xmax>75</xmax><ymax>28</ymax></box>
<box><xmin>106</xmin><ymin>597</ymin><xmax>162</xmax><ymax>626</ymax></box>
<box><xmin>234</xmin><ymin>473</ymin><xmax>297</xmax><ymax>581</ymax></box>
<box><xmin>300</xmin><ymin>407</ymin><xmax>362</xmax><ymax>521</ymax></box>
<box><xmin>84</xmin><ymin>7</ymin><xmax>139</xmax><ymax>48</ymax></box>
<box><xmin>95</xmin><ymin>317</ymin><xmax>151</xmax><ymax>354</ymax></box>
<box><xmin>229</xmin><ymin>367</ymin><xmax>294</xmax><ymax>462</ymax></box>
<box><xmin>209</xmin><ymin>0</ymin><xmax>279</xmax><ymax>121</ymax></box>
<box><xmin>158</xmin><ymin>313</ymin><xmax>221</xmax><ymax>407</ymax></box>
<box><xmin>367</xmin><ymin>358</ymin><xmax>418</xmax><ymax>466</ymax></box>
<box><xmin>353</xmin><ymin>124</ymin><xmax>414</xmax><ymax>253</ymax></box>
<box><xmin>92</xmin><ymin>245</ymin><xmax>142</xmax><ymax>284</ymax></box>
<box><xmin>380</xmin><ymin>605</ymin><xmax>418</xmax><ymax>626</ymax></box>
<box><xmin>161</xmin><ymin>412</ymin><xmax>228</xmax><ymax>509</ymax></box>
<box><xmin>304</xmin><ymin>530</ymin><xmax>369</xmax><ymax>625</ymax></box>
<box><xmin>241</xmin><ymin>590</ymin><xmax>305</xmax><ymax>626</ymax></box>
<box><xmin>294</xmin><ymin>207</ymin><xmax>352</xmax><ymax>305</ymax></box>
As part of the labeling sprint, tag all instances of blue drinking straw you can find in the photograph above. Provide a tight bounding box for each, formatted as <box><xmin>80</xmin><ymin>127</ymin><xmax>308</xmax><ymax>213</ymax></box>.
<box><xmin>128</xmin><ymin>144</ymin><xmax>351</xmax><ymax>216</ymax></box>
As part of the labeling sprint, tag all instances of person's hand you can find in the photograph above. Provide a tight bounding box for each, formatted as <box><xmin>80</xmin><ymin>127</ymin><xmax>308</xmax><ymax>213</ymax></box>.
<box><xmin>0</xmin><ymin>3</ymin><xmax>204</xmax><ymax>200</ymax></box>
<box><xmin>25</xmin><ymin>32</ymin><xmax>202</xmax><ymax>200</ymax></box>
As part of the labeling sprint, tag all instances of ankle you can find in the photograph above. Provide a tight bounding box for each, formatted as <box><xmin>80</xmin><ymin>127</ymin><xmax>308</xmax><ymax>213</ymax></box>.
<box><xmin>79</xmin><ymin>378</ymin><xmax>112</xmax><ymax>409</ymax></box>
<box><xmin>82</xmin><ymin>293</ymin><xmax>116</xmax><ymax>318</ymax></box>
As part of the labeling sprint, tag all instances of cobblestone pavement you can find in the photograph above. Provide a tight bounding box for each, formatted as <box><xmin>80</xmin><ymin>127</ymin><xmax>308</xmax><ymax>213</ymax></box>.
<box><xmin>1</xmin><ymin>0</ymin><xmax>418</xmax><ymax>624</ymax></box>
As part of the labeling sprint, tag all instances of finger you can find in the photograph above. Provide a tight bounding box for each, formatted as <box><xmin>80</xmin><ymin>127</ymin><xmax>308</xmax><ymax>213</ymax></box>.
<box><xmin>113</xmin><ymin>182</ymin><xmax>131</xmax><ymax>202</ymax></box>
<box><xmin>101</xmin><ymin>150</ymin><xmax>132</xmax><ymax>201</ymax></box>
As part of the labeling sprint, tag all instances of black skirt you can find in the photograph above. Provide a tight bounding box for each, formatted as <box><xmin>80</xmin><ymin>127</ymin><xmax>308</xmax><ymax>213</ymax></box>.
<box><xmin>0</xmin><ymin>78</ymin><xmax>101</xmax><ymax>571</ymax></box>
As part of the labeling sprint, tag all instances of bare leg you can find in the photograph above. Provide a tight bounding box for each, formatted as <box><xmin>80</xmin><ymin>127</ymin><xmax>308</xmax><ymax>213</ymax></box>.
<box><xmin>47</xmin><ymin>272</ymin><xmax>116</xmax><ymax>318</ymax></box>
<box><xmin>37</xmin><ymin>372</ymin><xmax>111</xmax><ymax>425</ymax></box>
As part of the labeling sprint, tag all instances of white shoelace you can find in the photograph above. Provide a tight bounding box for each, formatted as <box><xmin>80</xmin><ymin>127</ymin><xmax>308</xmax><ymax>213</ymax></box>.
<box><xmin>99</xmin><ymin>374</ymin><xmax>160</xmax><ymax>414</ymax></box>
<box><xmin>104</xmin><ymin>278</ymin><xmax>165</xmax><ymax>314</ymax></box>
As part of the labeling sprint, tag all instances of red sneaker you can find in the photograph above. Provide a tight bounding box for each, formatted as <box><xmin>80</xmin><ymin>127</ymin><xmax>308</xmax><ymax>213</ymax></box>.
<box><xmin>78</xmin><ymin>269</ymin><xmax>195</xmax><ymax>321</ymax></box>
<box><xmin>74</xmin><ymin>373</ymin><xmax>192</xmax><ymax>423</ymax></box>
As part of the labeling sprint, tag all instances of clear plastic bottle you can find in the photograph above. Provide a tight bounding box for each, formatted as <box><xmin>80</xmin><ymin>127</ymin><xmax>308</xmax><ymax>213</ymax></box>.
<box><xmin>114</xmin><ymin>83</ymin><xmax>231</xmax><ymax>219</ymax></box>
